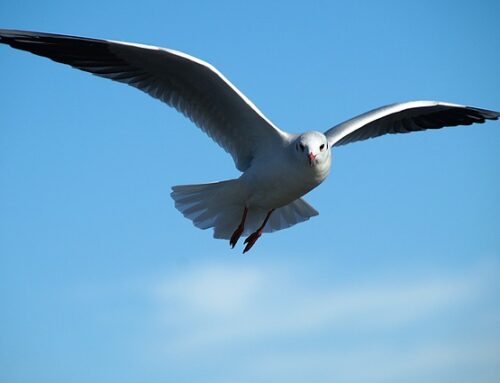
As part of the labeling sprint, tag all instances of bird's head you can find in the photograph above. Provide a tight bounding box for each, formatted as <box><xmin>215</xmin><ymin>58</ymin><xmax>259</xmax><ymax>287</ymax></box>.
<box><xmin>293</xmin><ymin>131</ymin><xmax>331</xmax><ymax>168</ymax></box>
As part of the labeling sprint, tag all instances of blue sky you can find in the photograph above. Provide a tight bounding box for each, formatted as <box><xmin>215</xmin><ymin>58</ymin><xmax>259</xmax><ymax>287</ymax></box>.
<box><xmin>1</xmin><ymin>0</ymin><xmax>499</xmax><ymax>382</ymax></box>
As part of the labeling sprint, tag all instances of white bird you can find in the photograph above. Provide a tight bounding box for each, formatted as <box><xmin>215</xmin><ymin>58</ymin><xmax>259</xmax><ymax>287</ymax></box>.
<box><xmin>1</xmin><ymin>29</ymin><xmax>498</xmax><ymax>253</ymax></box>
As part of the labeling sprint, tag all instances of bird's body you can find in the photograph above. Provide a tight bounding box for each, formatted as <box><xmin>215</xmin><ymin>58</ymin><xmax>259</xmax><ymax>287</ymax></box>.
<box><xmin>241</xmin><ymin>132</ymin><xmax>331</xmax><ymax>210</ymax></box>
<box><xmin>171</xmin><ymin>131</ymin><xmax>330</xmax><ymax>248</ymax></box>
<box><xmin>0</xmin><ymin>29</ymin><xmax>498</xmax><ymax>252</ymax></box>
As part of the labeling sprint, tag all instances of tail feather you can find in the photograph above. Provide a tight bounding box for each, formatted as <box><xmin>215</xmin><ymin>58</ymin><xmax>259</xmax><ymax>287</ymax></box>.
<box><xmin>265</xmin><ymin>198</ymin><xmax>319</xmax><ymax>233</ymax></box>
<box><xmin>171</xmin><ymin>180</ymin><xmax>243</xmax><ymax>238</ymax></box>
<box><xmin>171</xmin><ymin>180</ymin><xmax>319</xmax><ymax>240</ymax></box>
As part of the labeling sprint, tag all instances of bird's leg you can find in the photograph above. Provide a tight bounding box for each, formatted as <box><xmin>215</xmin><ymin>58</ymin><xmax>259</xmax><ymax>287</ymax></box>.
<box><xmin>230</xmin><ymin>207</ymin><xmax>248</xmax><ymax>248</ymax></box>
<box><xmin>243</xmin><ymin>209</ymin><xmax>275</xmax><ymax>254</ymax></box>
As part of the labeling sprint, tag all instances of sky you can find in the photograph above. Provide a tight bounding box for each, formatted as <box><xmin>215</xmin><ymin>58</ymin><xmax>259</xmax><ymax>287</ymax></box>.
<box><xmin>1</xmin><ymin>0</ymin><xmax>499</xmax><ymax>382</ymax></box>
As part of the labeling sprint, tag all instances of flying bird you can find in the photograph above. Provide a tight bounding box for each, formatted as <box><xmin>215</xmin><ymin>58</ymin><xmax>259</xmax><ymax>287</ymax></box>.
<box><xmin>1</xmin><ymin>29</ymin><xmax>498</xmax><ymax>253</ymax></box>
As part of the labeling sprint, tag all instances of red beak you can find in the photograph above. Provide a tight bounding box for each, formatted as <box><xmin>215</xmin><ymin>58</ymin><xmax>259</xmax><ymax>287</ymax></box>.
<box><xmin>308</xmin><ymin>152</ymin><xmax>316</xmax><ymax>165</ymax></box>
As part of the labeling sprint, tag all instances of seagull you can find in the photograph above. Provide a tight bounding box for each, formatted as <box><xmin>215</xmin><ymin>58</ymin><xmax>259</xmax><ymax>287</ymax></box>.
<box><xmin>1</xmin><ymin>29</ymin><xmax>498</xmax><ymax>253</ymax></box>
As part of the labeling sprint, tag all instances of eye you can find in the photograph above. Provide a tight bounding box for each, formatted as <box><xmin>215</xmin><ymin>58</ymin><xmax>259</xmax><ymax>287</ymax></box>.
<box><xmin>299</xmin><ymin>144</ymin><xmax>305</xmax><ymax>152</ymax></box>
<box><xmin>319</xmin><ymin>144</ymin><xmax>325</xmax><ymax>151</ymax></box>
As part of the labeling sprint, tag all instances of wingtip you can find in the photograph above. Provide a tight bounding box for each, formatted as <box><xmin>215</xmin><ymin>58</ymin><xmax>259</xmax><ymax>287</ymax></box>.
<box><xmin>470</xmin><ymin>106</ymin><xmax>500</xmax><ymax>121</ymax></box>
<box><xmin>0</xmin><ymin>29</ymin><xmax>27</xmax><ymax>45</ymax></box>
<box><xmin>0</xmin><ymin>29</ymin><xmax>9</xmax><ymax>43</ymax></box>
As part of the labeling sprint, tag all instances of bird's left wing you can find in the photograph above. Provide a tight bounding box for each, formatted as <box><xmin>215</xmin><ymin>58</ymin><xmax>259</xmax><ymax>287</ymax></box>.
<box><xmin>325</xmin><ymin>101</ymin><xmax>499</xmax><ymax>147</ymax></box>
<box><xmin>0</xmin><ymin>29</ymin><xmax>290</xmax><ymax>171</ymax></box>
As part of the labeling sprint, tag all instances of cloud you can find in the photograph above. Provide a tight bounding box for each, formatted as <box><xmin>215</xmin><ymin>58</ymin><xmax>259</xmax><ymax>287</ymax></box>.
<box><xmin>156</xmin><ymin>265</ymin><xmax>262</xmax><ymax>317</ymax></box>
<box><xmin>153</xmin><ymin>262</ymin><xmax>486</xmax><ymax>346</ymax></box>
<box><xmin>147</xmin><ymin>260</ymin><xmax>500</xmax><ymax>382</ymax></box>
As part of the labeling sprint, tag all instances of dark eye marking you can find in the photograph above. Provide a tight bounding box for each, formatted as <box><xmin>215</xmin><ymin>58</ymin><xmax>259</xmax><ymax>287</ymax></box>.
<box><xmin>319</xmin><ymin>144</ymin><xmax>325</xmax><ymax>151</ymax></box>
<box><xmin>299</xmin><ymin>143</ymin><xmax>305</xmax><ymax>152</ymax></box>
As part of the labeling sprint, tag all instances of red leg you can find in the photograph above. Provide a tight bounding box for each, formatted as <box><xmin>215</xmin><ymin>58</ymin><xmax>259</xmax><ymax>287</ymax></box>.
<box><xmin>230</xmin><ymin>207</ymin><xmax>248</xmax><ymax>248</ymax></box>
<box><xmin>243</xmin><ymin>209</ymin><xmax>274</xmax><ymax>254</ymax></box>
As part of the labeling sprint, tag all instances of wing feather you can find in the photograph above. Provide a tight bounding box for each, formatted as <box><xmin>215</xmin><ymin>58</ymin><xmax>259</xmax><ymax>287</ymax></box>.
<box><xmin>0</xmin><ymin>29</ymin><xmax>289</xmax><ymax>171</ymax></box>
<box><xmin>325</xmin><ymin>101</ymin><xmax>499</xmax><ymax>147</ymax></box>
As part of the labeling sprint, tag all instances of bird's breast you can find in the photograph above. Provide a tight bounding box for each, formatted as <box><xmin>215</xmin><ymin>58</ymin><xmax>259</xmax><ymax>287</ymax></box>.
<box><xmin>241</xmin><ymin>154</ymin><xmax>330</xmax><ymax>209</ymax></box>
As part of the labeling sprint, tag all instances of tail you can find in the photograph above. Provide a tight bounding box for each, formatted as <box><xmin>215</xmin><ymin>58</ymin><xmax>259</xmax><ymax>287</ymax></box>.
<box><xmin>171</xmin><ymin>180</ymin><xmax>319</xmax><ymax>240</ymax></box>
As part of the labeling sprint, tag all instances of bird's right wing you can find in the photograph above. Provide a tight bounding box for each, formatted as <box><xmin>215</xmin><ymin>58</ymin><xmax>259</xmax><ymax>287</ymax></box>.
<box><xmin>325</xmin><ymin>101</ymin><xmax>499</xmax><ymax>147</ymax></box>
<box><xmin>0</xmin><ymin>29</ymin><xmax>290</xmax><ymax>171</ymax></box>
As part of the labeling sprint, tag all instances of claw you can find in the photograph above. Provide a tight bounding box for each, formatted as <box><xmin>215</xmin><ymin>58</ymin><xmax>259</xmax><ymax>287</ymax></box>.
<box><xmin>241</xmin><ymin>208</ymin><xmax>275</xmax><ymax>254</ymax></box>
<box><xmin>229</xmin><ymin>207</ymin><xmax>248</xmax><ymax>249</ymax></box>
<box><xmin>243</xmin><ymin>230</ymin><xmax>262</xmax><ymax>254</ymax></box>
<box><xmin>230</xmin><ymin>225</ymin><xmax>244</xmax><ymax>248</ymax></box>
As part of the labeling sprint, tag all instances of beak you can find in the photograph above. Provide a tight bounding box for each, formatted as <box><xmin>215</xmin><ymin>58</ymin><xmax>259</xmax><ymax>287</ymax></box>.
<box><xmin>308</xmin><ymin>152</ymin><xmax>316</xmax><ymax>165</ymax></box>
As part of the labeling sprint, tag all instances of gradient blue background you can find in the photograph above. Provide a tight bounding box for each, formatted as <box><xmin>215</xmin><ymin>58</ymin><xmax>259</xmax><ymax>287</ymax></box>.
<box><xmin>1</xmin><ymin>1</ymin><xmax>499</xmax><ymax>382</ymax></box>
